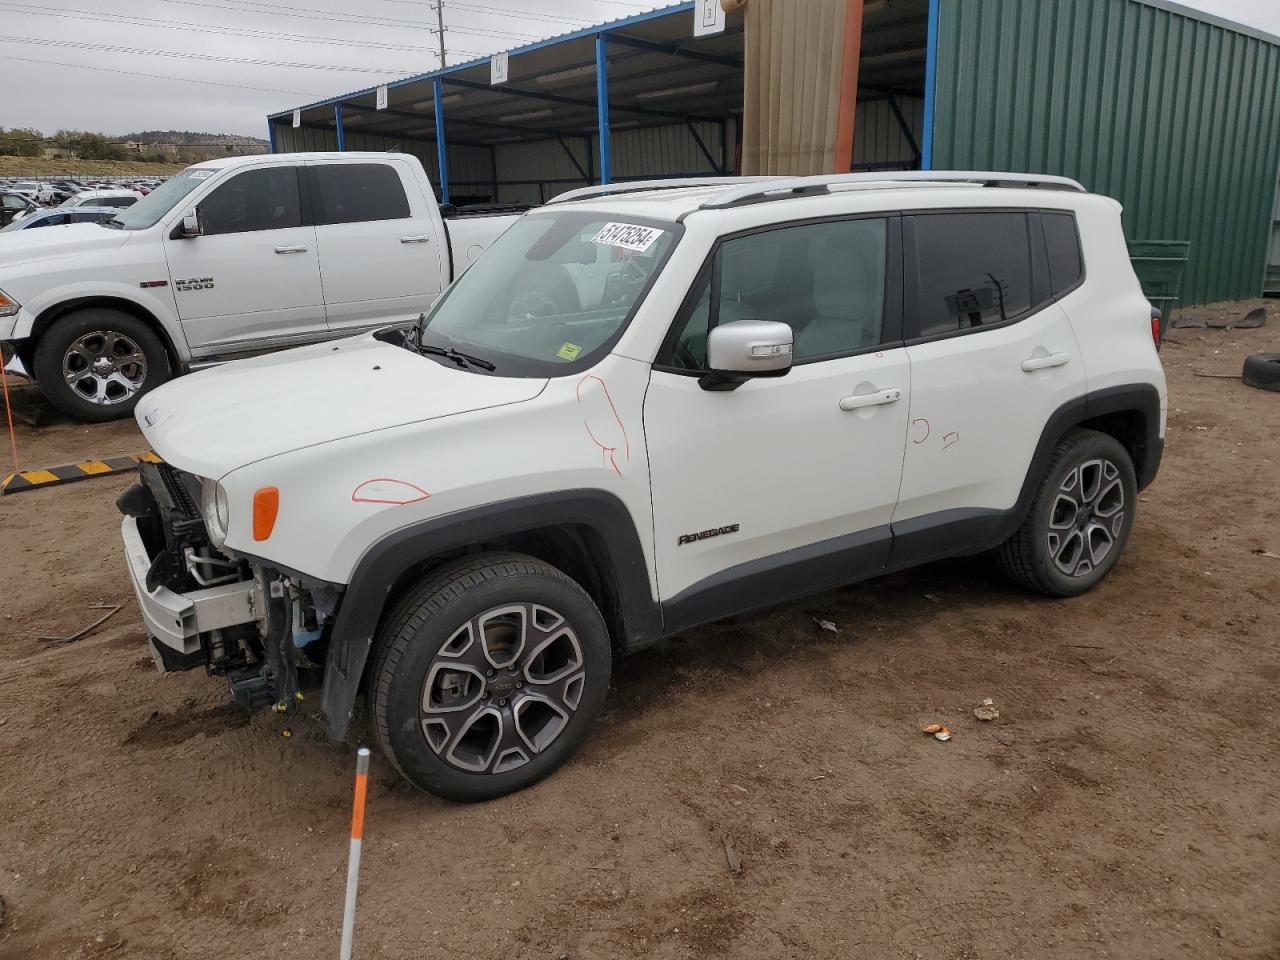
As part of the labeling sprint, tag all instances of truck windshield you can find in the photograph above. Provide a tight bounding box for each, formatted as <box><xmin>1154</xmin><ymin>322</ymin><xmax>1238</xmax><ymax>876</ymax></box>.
<box><xmin>419</xmin><ymin>210</ymin><xmax>680</xmax><ymax>376</ymax></box>
<box><xmin>106</xmin><ymin>168</ymin><xmax>213</xmax><ymax>230</ymax></box>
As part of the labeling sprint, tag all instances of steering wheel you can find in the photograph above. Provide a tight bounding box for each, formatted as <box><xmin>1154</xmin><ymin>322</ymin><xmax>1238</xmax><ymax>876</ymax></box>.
<box><xmin>507</xmin><ymin>289</ymin><xmax>560</xmax><ymax>322</ymax></box>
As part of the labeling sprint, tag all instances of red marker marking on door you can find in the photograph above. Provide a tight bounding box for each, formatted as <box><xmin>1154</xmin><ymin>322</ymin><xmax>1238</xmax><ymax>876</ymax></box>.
<box><xmin>577</xmin><ymin>375</ymin><xmax>630</xmax><ymax>476</ymax></box>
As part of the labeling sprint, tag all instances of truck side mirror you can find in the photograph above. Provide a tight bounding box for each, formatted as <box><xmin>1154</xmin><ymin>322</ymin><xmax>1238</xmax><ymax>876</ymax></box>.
<box><xmin>179</xmin><ymin>208</ymin><xmax>202</xmax><ymax>238</ymax></box>
<box><xmin>699</xmin><ymin>320</ymin><xmax>794</xmax><ymax>392</ymax></box>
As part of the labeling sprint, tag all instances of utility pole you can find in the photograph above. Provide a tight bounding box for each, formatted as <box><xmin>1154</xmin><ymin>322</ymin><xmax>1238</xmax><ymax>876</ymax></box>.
<box><xmin>433</xmin><ymin>1</ymin><xmax>447</xmax><ymax>68</ymax></box>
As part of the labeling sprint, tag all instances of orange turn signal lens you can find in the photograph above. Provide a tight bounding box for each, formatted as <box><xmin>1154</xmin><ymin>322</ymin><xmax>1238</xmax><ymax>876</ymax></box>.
<box><xmin>252</xmin><ymin>487</ymin><xmax>279</xmax><ymax>541</ymax></box>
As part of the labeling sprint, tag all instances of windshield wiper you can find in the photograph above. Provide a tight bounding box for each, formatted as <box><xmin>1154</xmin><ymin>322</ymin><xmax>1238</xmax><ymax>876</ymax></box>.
<box><xmin>419</xmin><ymin>343</ymin><xmax>496</xmax><ymax>372</ymax></box>
<box><xmin>102</xmin><ymin>217</ymin><xmax>125</xmax><ymax>229</ymax></box>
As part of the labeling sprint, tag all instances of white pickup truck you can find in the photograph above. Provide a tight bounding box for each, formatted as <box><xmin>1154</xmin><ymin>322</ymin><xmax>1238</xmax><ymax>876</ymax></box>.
<box><xmin>0</xmin><ymin>152</ymin><xmax>519</xmax><ymax>420</ymax></box>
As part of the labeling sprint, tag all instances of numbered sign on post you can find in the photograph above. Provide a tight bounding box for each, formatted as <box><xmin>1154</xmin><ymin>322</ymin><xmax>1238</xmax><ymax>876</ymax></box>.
<box><xmin>292</xmin><ymin>109</ymin><xmax>300</xmax><ymax>129</ymax></box>
<box><xmin>491</xmin><ymin>51</ymin><xmax>509</xmax><ymax>86</ymax></box>
<box><xmin>694</xmin><ymin>0</ymin><xmax>726</xmax><ymax>37</ymax></box>
<box><xmin>376</xmin><ymin>85</ymin><xmax>388</xmax><ymax>110</ymax></box>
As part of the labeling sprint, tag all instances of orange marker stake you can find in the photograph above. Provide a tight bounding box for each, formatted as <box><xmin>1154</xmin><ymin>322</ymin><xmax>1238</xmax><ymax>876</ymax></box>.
<box><xmin>0</xmin><ymin>357</ymin><xmax>19</xmax><ymax>479</ymax></box>
<box><xmin>339</xmin><ymin>747</ymin><xmax>371</xmax><ymax>960</ymax></box>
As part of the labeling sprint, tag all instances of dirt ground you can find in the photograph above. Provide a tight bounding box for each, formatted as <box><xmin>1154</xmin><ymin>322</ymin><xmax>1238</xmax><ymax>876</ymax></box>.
<box><xmin>1</xmin><ymin>304</ymin><xmax>1278</xmax><ymax>960</ymax></box>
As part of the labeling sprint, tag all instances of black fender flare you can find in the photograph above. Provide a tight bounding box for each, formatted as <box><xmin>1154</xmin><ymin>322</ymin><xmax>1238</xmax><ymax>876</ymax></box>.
<box><xmin>320</xmin><ymin>489</ymin><xmax>660</xmax><ymax>741</ymax></box>
<box><xmin>888</xmin><ymin>383</ymin><xmax>1164</xmax><ymax>569</ymax></box>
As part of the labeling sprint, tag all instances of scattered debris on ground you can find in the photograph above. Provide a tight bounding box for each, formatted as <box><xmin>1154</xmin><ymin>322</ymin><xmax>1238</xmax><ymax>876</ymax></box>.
<box><xmin>922</xmin><ymin>723</ymin><xmax>953</xmax><ymax>742</ymax></box>
<box><xmin>973</xmin><ymin>698</ymin><xmax>1000</xmax><ymax>722</ymax></box>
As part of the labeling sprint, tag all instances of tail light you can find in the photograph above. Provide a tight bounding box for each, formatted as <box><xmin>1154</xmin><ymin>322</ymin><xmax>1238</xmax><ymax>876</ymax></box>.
<box><xmin>1150</xmin><ymin>307</ymin><xmax>1162</xmax><ymax>350</ymax></box>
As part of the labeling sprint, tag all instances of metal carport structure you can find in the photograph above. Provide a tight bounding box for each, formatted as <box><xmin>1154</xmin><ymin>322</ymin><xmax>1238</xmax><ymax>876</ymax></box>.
<box><xmin>266</xmin><ymin>1</ymin><xmax>930</xmax><ymax>206</ymax></box>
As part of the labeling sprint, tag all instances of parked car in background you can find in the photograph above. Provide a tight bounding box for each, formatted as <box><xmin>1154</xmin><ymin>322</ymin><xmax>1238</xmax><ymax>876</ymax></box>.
<box><xmin>0</xmin><ymin>192</ymin><xmax>39</xmax><ymax>227</ymax></box>
<box><xmin>59</xmin><ymin>189</ymin><xmax>144</xmax><ymax>210</ymax></box>
<box><xmin>9</xmin><ymin>180</ymin><xmax>56</xmax><ymax>204</ymax></box>
<box><xmin>0</xmin><ymin>152</ymin><xmax>521</xmax><ymax>420</ymax></box>
<box><xmin>1</xmin><ymin>206</ymin><xmax>125</xmax><ymax>233</ymax></box>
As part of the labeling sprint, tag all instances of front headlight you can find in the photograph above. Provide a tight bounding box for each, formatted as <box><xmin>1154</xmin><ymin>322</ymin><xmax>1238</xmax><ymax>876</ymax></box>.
<box><xmin>201</xmin><ymin>477</ymin><xmax>230</xmax><ymax>548</ymax></box>
<box><xmin>0</xmin><ymin>288</ymin><xmax>20</xmax><ymax>318</ymax></box>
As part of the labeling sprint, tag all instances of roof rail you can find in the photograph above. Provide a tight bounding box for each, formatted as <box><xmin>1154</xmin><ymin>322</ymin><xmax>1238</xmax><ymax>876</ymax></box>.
<box><xmin>546</xmin><ymin>176</ymin><xmax>775</xmax><ymax>206</ymax></box>
<box><xmin>699</xmin><ymin>171</ymin><xmax>1088</xmax><ymax>210</ymax></box>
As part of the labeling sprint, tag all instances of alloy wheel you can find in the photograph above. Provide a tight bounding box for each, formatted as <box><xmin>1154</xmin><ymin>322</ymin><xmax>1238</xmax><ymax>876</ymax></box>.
<box><xmin>420</xmin><ymin>603</ymin><xmax>586</xmax><ymax>774</ymax></box>
<box><xmin>1047</xmin><ymin>458</ymin><xmax>1126</xmax><ymax>578</ymax></box>
<box><xmin>62</xmin><ymin>330</ymin><xmax>148</xmax><ymax>406</ymax></box>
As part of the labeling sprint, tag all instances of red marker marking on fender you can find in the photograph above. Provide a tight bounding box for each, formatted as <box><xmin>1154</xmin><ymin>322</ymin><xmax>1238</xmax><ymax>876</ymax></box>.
<box><xmin>911</xmin><ymin>418</ymin><xmax>931</xmax><ymax>445</ymax></box>
<box><xmin>577</xmin><ymin>375</ymin><xmax>630</xmax><ymax>476</ymax></box>
<box><xmin>352</xmin><ymin>479</ymin><xmax>431</xmax><ymax>505</ymax></box>
<box><xmin>943</xmin><ymin>432</ymin><xmax>960</xmax><ymax>449</ymax></box>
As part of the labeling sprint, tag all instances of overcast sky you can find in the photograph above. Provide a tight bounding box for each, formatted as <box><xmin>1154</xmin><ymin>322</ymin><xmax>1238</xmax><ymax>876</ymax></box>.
<box><xmin>1</xmin><ymin>0</ymin><xmax>1277</xmax><ymax>140</ymax></box>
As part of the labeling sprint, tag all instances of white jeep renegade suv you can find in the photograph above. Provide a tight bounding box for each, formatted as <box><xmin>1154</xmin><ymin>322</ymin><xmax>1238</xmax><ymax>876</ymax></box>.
<box><xmin>118</xmin><ymin>172</ymin><xmax>1167</xmax><ymax>801</ymax></box>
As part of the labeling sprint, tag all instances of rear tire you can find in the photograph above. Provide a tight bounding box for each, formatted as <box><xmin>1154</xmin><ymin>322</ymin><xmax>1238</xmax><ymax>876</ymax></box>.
<box><xmin>997</xmin><ymin>429</ymin><xmax>1137</xmax><ymax>597</ymax></box>
<box><xmin>34</xmin><ymin>308</ymin><xmax>171</xmax><ymax>422</ymax></box>
<box><xmin>370</xmin><ymin>553</ymin><xmax>612</xmax><ymax>802</ymax></box>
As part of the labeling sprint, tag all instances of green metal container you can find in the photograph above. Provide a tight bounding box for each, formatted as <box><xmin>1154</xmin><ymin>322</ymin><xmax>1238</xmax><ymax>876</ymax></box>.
<box><xmin>1129</xmin><ymin>239</ymin><xmax>1190</xmax><ymax>328</ymax></box>
<box><xmin>930</xmin><ymin>0</ymin><xmax>1280</xmax><ymax>307</ymax></box>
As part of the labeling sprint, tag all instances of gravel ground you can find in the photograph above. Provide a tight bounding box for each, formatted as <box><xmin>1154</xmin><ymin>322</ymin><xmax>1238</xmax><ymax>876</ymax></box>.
<box><xmin>1</xmin><ymin>302</ymin><xmax>1277</xmax><ymax>960</ymax></box>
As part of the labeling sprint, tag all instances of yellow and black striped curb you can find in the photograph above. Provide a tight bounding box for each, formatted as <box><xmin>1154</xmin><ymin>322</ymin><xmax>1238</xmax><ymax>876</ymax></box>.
<box><xmin>2</xmin><ymin>452</ymin><xmax>163</xmax><ymax>495</ymax></box>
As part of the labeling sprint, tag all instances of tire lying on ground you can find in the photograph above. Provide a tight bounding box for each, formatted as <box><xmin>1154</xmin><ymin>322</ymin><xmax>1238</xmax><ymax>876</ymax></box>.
<box><xmin>1242</xmin><ymin>353</ymin><xmax>1280</xmax><ymax>393</ymax></box>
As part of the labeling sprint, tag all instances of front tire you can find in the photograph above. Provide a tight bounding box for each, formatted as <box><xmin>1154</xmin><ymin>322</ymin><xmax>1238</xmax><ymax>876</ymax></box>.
<box><xmin>33</xmin><ymin>309</ymin><xmax>171</xmax><ymax>422</ymax></box>
<box><xmin>370</xmin><ymin>553</ymin><xmax>612</xmax><ymax>802</ymax></box>
<box><xmin>997</xmin><ymin>429</ymin><xmax>1137</xmax><ymax>597</ymax></box>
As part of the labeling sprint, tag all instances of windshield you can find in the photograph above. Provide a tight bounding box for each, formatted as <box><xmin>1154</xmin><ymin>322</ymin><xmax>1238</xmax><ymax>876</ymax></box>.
<box><xmin>419</xmin><ymin>211</ymin><xmax>680</xmax><ymax>376</ymax></box>
<box><xmin>109</xmin><ymin>167</ymin><xmax>213</xmax><ymax>230</ymax></box>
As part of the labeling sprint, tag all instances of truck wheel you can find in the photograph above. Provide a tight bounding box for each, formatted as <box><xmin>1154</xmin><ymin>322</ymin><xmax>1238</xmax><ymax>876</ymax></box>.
<box><xmin>996</xmin><ymin>429</ymin><xmax>1137</xmax><ymax>597</ymax></box>
<box><xmin>33</xmin><ymin>309</ymin><xmax>171</xmax><ymax>422</ymax></box>
<box><xmin>370</xmin><ymin>553</ymin><xmax>612</xmax><ymax>802</ymax></box>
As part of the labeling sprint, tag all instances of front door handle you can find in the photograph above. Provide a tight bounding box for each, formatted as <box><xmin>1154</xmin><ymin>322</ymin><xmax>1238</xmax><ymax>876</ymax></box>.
<box><xmin>839</xmin><ymin>387</ymin><xmax>903</xmax><ymax>412</ymax></box>
<box><xmin>274</xmin><ymin>244</ymin><xmax>308</xmax><ymax>254</ymax></box>
<box><xmin>400</xmin><ymin>235</ymin><xmax>433</xmax><ymax>244</ymax></box>
<box><xmin>1021</xmin><ymin>352</ymin><xmax>1071</xmax><ymax>372</ymax></box>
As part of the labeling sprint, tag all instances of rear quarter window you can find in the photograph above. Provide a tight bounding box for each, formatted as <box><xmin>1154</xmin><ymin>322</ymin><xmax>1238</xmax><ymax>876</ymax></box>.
<box><xmin>1043</xmin><ymin>212</ymin><xmax>1084</xmax><ymax>295</ymax></box>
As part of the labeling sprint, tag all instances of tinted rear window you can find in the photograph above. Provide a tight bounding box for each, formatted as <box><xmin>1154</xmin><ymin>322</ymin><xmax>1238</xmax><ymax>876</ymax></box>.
<box><xmin>912</xmin><ymin>212</ymin><xmax>1033</xmax><ymax>336</ymax></box>
<box><xmin>1044</xmin><ymin>212</ymin><xmax>1084</xmax><ymax>295</ymax></box>
<box><xmin>309</xmin><ymin>163</ymin><xmax>411</xmax><ymax>225</ymax></box>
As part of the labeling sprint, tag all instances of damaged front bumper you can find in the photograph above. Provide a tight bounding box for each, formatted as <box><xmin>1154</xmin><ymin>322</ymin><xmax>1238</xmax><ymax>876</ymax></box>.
<box><xmin>120</xmin><ymin>514</ymin><xmax>262</xmax><ymax>671</ymax></box>
<box><xmin>117</xmin><ymin>461</ymin><xmax>339</xmax><ymax>715</ymax></box>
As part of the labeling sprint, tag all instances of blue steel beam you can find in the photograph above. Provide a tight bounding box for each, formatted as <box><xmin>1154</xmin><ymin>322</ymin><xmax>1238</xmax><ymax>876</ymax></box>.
<box><xmin>921</xmin><ymin>0</ymin><xmax>940</xmax><ymax>170</ymax></box>
<box><xmin>685</xmin><ymin>121</ymin><xmax>723</xmax><ymax>174</ymax></box>
<box><xmin>433</xmin><ymin>78</ymin><xmax>450</xmax><ymax>204</ymax></box>
<box><xmin>334</xmin><ymin>103</ymin><xmax>346</xmax><ymax>151</ymax></box>
<box><xmin>596</xmin><ymin>33</ymin><xmax>611</xmax><ymax>186</ymax></box>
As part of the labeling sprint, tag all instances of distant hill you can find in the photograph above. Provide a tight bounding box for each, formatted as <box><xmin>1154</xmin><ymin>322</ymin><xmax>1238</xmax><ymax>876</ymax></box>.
<box><xmin>123</xmin><ymin>131</ymin><xmax>269</xmax><ymax>150</ymax></box>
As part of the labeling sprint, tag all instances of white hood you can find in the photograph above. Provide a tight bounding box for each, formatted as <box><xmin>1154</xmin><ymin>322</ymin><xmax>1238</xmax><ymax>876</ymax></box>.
<box><xmin>136</xmin><ymin>335</ymin><xmax>547</xmax><ymax>479</ymax></box>
<box><xmin>0</xmin><ymin>223</ymin><xmax>132</xmax><ymax>268</ymax></box>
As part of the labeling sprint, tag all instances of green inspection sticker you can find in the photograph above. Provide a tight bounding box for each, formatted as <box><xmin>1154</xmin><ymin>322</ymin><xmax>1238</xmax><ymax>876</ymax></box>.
<box><xmin>557</xmin><ymin>342</ymin><xmax>583</xmax><ymax>361</ymax></box>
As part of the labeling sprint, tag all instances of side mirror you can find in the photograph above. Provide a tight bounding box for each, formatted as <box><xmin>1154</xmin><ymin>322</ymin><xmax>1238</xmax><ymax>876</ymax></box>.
<box><xmin>699</xmin><ymin>320</ymin><xmax>794</xmax><ymax>392</ymax></box>
<box><xmin>178</xmin><ymin>208</ymin><xmax>202</xmax><ymax>238</ymax></box>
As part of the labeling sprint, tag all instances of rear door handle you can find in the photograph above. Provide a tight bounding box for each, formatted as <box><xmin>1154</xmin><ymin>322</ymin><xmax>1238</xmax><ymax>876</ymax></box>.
<box><xmin>274</xmin><ymin>244</ymin><xmax>308</xmax><ymax>254</ymax></box>
<box><xmin>400</xmin><ymin>235</ymin><xmax>433</xmax><ymax>244</ymax></box>
<box><xmin>1021</xmin><ymin>352</ymin><xmax>1071</xmax><ymax>372</ymax></box>
<box><xmin>839</xmin><ymin>387</ymin><xmax>903</xmax><ymax>412</ymax></box>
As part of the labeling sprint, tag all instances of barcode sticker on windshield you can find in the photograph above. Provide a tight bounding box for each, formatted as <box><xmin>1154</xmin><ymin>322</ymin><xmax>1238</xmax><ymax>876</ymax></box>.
<box><xmin>592</xmin><ymin>222</ymin><xmax>664</xmax><ymax>253</ymax></box>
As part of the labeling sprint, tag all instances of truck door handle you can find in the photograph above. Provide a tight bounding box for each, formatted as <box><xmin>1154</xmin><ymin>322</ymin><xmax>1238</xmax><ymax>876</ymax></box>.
<box><xmin>400</xmin><ymin>235</ymin><xmax>432</xmax><ymax>244</ymax></box>
<box><xmin>839</xmin><ymin>387</ymin><xmax>902</xmax><ymax>412</ymax></box>
<box><xmin>1021</xmin><ymin>352</ymin><xmax>1071</xmax><ymax>373</ymax></box>
<box><xmin>274</xmin><ymin>244</ymin><xmax>308</xmax><ymax>254</ymax></box>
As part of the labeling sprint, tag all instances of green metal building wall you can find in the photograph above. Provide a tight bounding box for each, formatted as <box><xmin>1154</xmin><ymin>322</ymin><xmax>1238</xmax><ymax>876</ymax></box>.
<box><xmin>930</xmin><ymin>0</ymin><xmax>1280</xmax><ymax>306</ymax></box>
